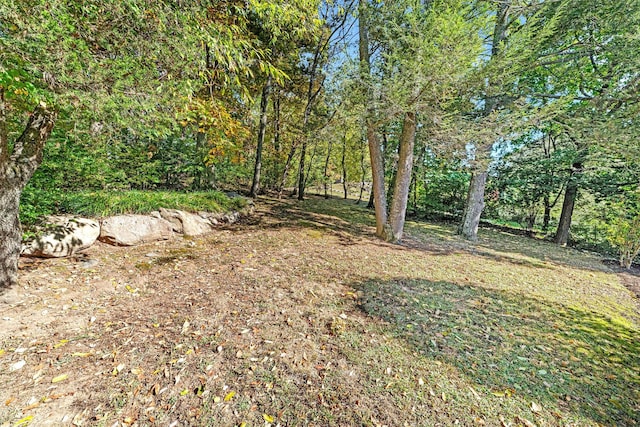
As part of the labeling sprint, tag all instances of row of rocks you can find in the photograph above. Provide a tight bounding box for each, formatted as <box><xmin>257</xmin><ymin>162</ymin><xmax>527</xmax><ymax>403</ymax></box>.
<box><xmin>21</xmin><ymin>207</ymin><xmax>248</xmax><ymax>258</ymax></box>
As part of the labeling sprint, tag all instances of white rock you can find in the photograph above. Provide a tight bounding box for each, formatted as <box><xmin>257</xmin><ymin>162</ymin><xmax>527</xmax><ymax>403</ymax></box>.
<box><xmin>99</xmin><ymin>215</ymin><xmax>174</xmax><ymax>246</ymax></box>
<box><xmin>159</xmin><ymin>208</ymin><xmax>214</xmax><ymax>236</ymax></box>
<box><xmin>21</xmin><ymin>217</ymin><xmax>100</xmax><ymax>258</ymax></box>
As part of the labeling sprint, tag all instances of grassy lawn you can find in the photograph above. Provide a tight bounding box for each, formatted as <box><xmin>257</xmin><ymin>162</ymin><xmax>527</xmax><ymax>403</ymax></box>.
<box><xmin>1</xmin><ymin>196</ymin><xmax>638</xmax><ymax>426</ymax></box>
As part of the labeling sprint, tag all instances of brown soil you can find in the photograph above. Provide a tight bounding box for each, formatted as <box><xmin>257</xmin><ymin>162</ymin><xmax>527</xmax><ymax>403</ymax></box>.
<box><xmin>0</xmin><ymin>198</ymin><xmax>402</xmax><ymax>426</ymax></box>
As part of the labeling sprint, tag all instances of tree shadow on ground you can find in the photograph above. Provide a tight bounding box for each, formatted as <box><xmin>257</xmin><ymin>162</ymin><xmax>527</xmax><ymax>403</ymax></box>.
<box><xmin>272</xmin><ymin>196</ymin><xmax>614</xmax><ymax>273</ymax></box>
<box><xmin>355</xmin><ymin>278</ymin><xmax>640</xmax><ymax>426</ymax></box>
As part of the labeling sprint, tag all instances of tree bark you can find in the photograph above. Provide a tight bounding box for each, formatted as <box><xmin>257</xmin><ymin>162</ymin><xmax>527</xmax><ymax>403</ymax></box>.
<box><xmin>554</xmin><ymin>163</ymin><xmax>582</xmax><ymax>245</ymax></box>
<box><xmin>387</xmin><ymin>112</ymin><xmax>416</xmax><ymax>242</ymax></box>
<box><xmin>323</xmin><ymin>139</ymin><xmax>333</xmax><ymax>198</ymax></box>
<box><xmin>360</xmin><ymin>0</ymin><xmax>388</xmax><ymax>237</ymax></box>
<box><xmin>0</xmin><ymin>103</ymin><xmax>56</xmax><ymax>289</ymax></box>
<box><xmin>458</xmin><ymin>172</ymin><xmax>487</xmax><ymax>242</ymax></box>
<box><xmin>457</xmin><ymin>1</ymin><xmax>510</xmax><ymax>241</ymax></box>
<box><xmin>341</xmin><ymin>134</ymin><xmax>348</xmax><ymax>199</ymax></box>
<box><xmin>250</xmin><ymin>76</ymin><xmax>272</xmax><ymax>197</ymax></box>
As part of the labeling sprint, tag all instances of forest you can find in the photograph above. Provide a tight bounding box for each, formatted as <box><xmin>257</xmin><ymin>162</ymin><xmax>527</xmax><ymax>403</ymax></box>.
<box><xmin>1</xmin><ymin>1</ymin><xmax>640</xmax><ymax>425</ymax></box>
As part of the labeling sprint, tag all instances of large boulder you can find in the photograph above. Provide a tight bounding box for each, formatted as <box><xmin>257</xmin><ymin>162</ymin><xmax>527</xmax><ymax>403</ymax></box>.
<box><xmin>158</xmin><ymin>208</ymin><xmax>214</xmax><ymax>236</ymax></box>
<box><xmin>99</xmin><ymin>215</ymin><xmax>174</xmax><ymax>246</ymax></box>
<box><xmin>22</xmin><ymin>217</ymin><xmax>100</xmax><ymax>258</ymax></box>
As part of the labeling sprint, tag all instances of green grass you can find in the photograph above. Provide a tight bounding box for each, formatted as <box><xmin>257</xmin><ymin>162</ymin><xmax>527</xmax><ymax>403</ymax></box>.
<box><xmin>357</xmin><ymin>279</ymin><xmax>640</xmax><ymax>426</ymax></box>
<box><xmin>20</xmin><ymin>189</ymin><xmax>247</xmax><ymax>226</ymax></box>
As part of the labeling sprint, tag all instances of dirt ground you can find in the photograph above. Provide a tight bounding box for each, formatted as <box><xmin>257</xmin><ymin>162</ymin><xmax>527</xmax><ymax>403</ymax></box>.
<box><xmin>1</xmin><ymin>197</ymin><xmax>638</xmax><ymax>427</ymax></box>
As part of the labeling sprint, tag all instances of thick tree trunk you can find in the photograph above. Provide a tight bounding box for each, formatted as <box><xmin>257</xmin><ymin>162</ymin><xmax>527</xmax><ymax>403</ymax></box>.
<box><xmin>387</xmin><ymin>112</ymin><xmax>416</xmax><ymax>242</ymax></box>
<box><xmin>0</xmin><ymin>187</ymin><xmax>22</xmax><ymax>290</ymax></box>
<box><xmin>458</xmin><ymin>171</ymin><xmax>487</xmax><ymax>242</ymax></box>
<box><xmin>250</xmin><ymin>77</ymin><xmax>272</xmax><ymax>198</ymax></box>
<box><xmin>367</xmin><ymin>125</ymin><xmax>389</xmax><ymax>237</ymax></box>
<box><xmin>554</xmin><ymin>173</ymin><xmax>579</xmax><ymax>245</ymax></box>
<box><xmin>0</xmin><ymin>103</ymin><xmax>56</xmax><ymax>289</ymax></box>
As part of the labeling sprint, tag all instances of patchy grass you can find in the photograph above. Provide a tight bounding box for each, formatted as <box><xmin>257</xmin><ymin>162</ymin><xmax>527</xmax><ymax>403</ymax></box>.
<box><xmin>2</xmin><ymin>196</ymin><xmax>639</xmax><ymax>426</ymax></box>
<box><xmin>20</xmin><ymin>189</ymin><xmax>246</xmax><ymax>226</ymax></box>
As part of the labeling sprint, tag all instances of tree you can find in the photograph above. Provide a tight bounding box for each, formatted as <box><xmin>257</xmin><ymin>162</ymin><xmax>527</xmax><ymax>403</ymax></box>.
<box><xmin>358</xmin><ymin>0</ymin><xmax>482</xmax><ymax>242</ymax></box>
<box><xmin>0</xmin><ymin>0</ymin><xmax>301</xmax><ymax>289</ymax></box>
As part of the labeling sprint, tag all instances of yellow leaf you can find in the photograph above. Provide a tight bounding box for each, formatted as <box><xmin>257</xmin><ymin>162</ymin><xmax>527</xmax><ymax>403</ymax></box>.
<box><xmin>224</xmin><ymin>391</ymin><xmax>236</xmax><ymax>402</ymax></box>
<box><xmin>0</xmin><ymin>349</ymin><xmax>5</xmax><ymax>356</ymax></box>
<box><xmin>180</xmin><ymin>389</ymin><xmax>189</xmax><ymax>396</ymax></box>
<box><xmin>239</xmin><ymin>423</ymin><xmax>247</xmax><ymax>427</ymax></box>
<box><xmin>51</xmin><ymin>374</ymin><xmax>68</xmax><ymax>383</ymax></box>
<box><xmin>72</xmin><ymin>352</ymin><xmax>92</xmax><ymax>358</ymax></box>
<box><xmin>263</xmin><ymin>413</ymin><xmax>275</xmax><ymax>423</ymax></box>
<box><xmin>53</xmin><ymin>339</ymin><xmax>69</xmax><ymax>349</ymax></box>
<box><xmin>131</xmin><ymin>367</ymin><xmax>143</xmax><ymax>376</ymax></box>
<box><xmin>15</xmin><ymin>415</ymin><xmax>33</xmax><ymax>426</ymax></box>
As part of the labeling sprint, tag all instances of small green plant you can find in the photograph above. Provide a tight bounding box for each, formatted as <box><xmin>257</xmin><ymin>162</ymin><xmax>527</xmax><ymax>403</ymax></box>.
<box><xmin>607</xmin><ymin>213</ymin><xmax>640</xmax><ymax>269</ymax></box>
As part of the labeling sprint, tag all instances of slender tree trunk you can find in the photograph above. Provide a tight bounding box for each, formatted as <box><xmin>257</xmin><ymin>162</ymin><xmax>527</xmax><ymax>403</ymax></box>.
<box><xmin>360</xmin><ymin>0</ymin><xmax>388</xmax><ymax>236</ymax></box>
<box><xmin>366</xmin><ymin>188</ymin><xmax>374</xmax><ymax>208</ymax></box>
<box><xmin>387</xmin><ymin>112</ymin><xmax>416</xmax><ymax>242</ymax></box>
<box><xmin>457</xmin><ymin>1</ymin><xmax>509</xmax><ymax>241</ymax></box>
<box><xmin>341</xmin><ymin>134</ymin><xmax>348</xmax><ymax>199</ymax></box>
<box><xmin>323</xmin><ymin>139</ymin><xmax>332</xmax><ymax>198</ymax></box>
<box><xmin>458</xmin><ymin>171</ymin><xmax>487</xmax><ymax>242</ymax></box>
<box><xmin>273</xmin><ymin>90</ymin><xmax>281</xmax><ymax>155</ymax></box>
<box><xmin>357</xmin><ymin>140</ymin><xmax>366</xmax><ymax>203</ymax></box>
<box><xmin>297</xmin><ymin>139</ymin><xmax>307</xmax><ymax>200</ymax></box>
<box><xmin>0</xmin><ymin>103</ymin><xmax>56</xmax><ymax>289</ymax></box>
<box><xmin>554</xmin><ymin>165</ymin><xmax>581</xmax><ymax>245</ymax></box>
<box><xmin>278</xmin><ymin>141</ymin><xmax>298</xmax><ymax>198</ymax></box>
<box><xmin>543</xmin><ymin>194</ymin><xmax>551</xmax><ymax>232</ymax></box>
<box><xmin>250</xmin><ymin>77</ymin><xmax>272</xmax><ymax>197</ymax></box>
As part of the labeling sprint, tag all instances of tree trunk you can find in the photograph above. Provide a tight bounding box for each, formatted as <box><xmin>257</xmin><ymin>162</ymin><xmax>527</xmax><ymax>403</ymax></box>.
<box><xmin>250</xmin><ymin>77</ymin><xmax>272</xmax><ymax>198</ymax></box>
<box><xmin>543</xmin><ymin>194</ymin><xmax>551</xmax><ymax>232</ymax></box>
<box><xmin>0</xmin><ymin>103</ymin><xmax>57</xmax><ymax>289</ymax></box>
<box><xmin>367</xmin><ymin>125</ymin><xmax>389</xmax><ymax>237</ymax></box>
<box><xmin>360</xmin><ymin>0</ymin><xmax>388</xmax><ymax>236</ymax></box>
<box><xmin>323</xmin><ymin>139</ymin><xmax>332</xmax><ymax>198</ymax></box>
<box><xmin>458</xmin><ymin>1</ymin><xmax>509</xmax><ymax>242</ymax></box>
<box><xmin>554</xmin><ymin>173</ymin><xmax>579</xmax><ymax>245</ymax></box>
<box><xmin>387</xmin><ymin>112</ymin><xmax>416</xmax><ymax>242</ymax></box>
<box><xmin>277</xmin><ymin>141</ymin><xmax>298</xmax><ymax>198</ymax></box>
<box><xmin>458</xmin><ymin>171</ymin><xmax>487</xmax><ymax>242</ymax></box>
<box><xmin>341</xmin><ymin>134</ymin><xmax>348</xmax><ymax>199</ymax></box>
<box><xmin>357</xmin><ymin>140</ymin><xmax>366</xmax><ymax>203</ymax></box>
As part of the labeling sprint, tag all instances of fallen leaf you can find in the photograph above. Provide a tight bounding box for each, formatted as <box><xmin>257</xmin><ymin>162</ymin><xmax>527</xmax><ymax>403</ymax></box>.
<box><xmin>263</xmin><ymin>413</ymin><xmax>275</xmax><ymax>423</ymax></box>
<box><xmin>52</xmin><ymin>374</ymin><xmax>68</xmax><ymax>383</ymax></box>
<box><xmin>224</xmin><ymin>391</ymin><xmax>236</xmax><ymax>402</ymax></box>
<box><xmin>180</xmin><ymin>389</ymin><xmax>189</xmax><ymax>396</ymax></box>
<box><xmin>14</xmin><ymin>415</ymin><xmax>33</xmax><ymax>426</ymax></box>
<box><xmin>53</xmin><ymin>339</ymin><xmax>69</xmax><ymax>349</ymax></box>
<box><xmin>72</xmin><ymin>352</ymin><xmax>92</xmax><ymax>358</ymax></box>
<box><xmin>531</xmin><ymin>401</ymin><xmax>542</xmax><ymax>413</ymax></box>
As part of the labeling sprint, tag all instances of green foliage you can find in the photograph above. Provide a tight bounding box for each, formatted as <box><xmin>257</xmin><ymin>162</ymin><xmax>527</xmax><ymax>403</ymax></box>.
<box><xmin>20</xmin><ymin>188</ymin><xmax>246</xmax><ymax>226</ymax></box>
<box><xmin>605</xmin><ymin>192</ymin><xmax>640</xmax><ymax>268</ymax></box>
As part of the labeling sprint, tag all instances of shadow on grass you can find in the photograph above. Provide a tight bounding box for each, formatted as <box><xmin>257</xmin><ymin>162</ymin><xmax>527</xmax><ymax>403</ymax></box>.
<box><xmin>276</xmin><ymin>196</ymin><xmax>611</xmax><ymax>273</ymax></box>
<box><xmin>355</xmin><ymin>278</ymin><xmax>640</xmax><ymax>426</ymax></box>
